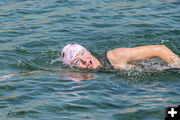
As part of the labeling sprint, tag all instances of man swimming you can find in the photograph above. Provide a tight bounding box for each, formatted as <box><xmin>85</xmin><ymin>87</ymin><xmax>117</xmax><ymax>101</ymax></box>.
<box><xmin>61</xmin><ymin>44</ymin><xmax>180</xmax><ymax>70</ymax></box>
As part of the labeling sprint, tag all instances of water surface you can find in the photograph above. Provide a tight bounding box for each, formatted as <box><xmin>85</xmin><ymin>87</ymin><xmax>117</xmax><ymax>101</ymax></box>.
<box><xmin>0</xmin><ymin>0</ymin><xmax>180</xmax><ymax>119</ymax></box>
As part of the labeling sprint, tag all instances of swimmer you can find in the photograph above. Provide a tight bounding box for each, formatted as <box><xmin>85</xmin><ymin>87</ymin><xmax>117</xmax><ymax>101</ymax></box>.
<box><xmin>61</xmin><ymin>44</ymin><xmax>180</xmax><ymax>70</ymax></box>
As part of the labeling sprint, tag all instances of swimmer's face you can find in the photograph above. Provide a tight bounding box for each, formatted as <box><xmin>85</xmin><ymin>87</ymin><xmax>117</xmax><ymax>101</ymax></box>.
<box><xmin>71</xmin><ymin>48</ymin><xmax>99</xmax><ymax>69</ymax></box>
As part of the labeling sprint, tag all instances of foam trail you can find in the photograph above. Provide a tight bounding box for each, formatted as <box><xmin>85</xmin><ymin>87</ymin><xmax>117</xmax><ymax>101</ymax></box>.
<box><xmin>0</xmin><ymin>74</ymin><xmax>15</xmax><ymax>81</ymax></box>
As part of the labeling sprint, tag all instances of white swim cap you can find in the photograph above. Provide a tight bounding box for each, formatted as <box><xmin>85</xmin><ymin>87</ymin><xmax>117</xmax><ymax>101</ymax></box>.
<box><xmin>61</xmin><ymin>44</ymin><xmax>84</xmax><ymax>65</ymax></box>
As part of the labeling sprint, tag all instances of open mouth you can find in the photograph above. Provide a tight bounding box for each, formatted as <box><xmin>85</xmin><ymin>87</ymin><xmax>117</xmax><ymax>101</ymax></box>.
<box><xmin>90</xmin><ymin>60</ymin><xmax>92</xmax><ymax>65</ymax></box>
<box><xmin>88</xmin><ymin>60</ymin><xmax>93</xmax><ymax>68</ymax></box>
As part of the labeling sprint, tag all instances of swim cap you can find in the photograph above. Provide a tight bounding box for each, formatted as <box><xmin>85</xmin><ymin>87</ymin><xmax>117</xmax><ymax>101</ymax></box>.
<box><xmin>61</xmin><ymin>44</ymin><xmax>84</xmax><ymax>65</ymax></box>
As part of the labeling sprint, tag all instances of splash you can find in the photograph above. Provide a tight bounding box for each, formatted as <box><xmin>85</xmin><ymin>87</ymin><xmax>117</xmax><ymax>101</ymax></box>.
<box><xmin>130</xmin><ymin>58</ymin><xmax>170</xmax><ymax>72</ymax></box>
<box><xmin>161</xmin><ymin>40</ymin><xmax>169</xmax><ymax>44</ymax></box>
<box><xmin>50</xmin><ymin>57</ymin><xmax>62</xmax><ymax>64</ymax></box>
<box><xmin>115</xmin><ymin>58</ymin><xmax>180</xmax><ymax>84</ymax></box>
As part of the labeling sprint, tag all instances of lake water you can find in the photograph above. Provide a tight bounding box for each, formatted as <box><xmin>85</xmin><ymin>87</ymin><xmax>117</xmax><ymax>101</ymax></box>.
<box><xmin>0</xmin><ymin>0</ymin><xmax>180</xmax><ymax>119</ymax></box>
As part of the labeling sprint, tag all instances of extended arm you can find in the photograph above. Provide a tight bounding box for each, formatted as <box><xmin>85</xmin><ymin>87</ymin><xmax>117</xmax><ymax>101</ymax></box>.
<box><xmin>108</xmin><ymin>45</ymin><xmax>179</xmax><ymax>69</ymax></box>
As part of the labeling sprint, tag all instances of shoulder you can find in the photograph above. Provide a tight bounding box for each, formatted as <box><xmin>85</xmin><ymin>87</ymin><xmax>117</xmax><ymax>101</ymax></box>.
<box><xmin>107</xmin><ymin>48</ymin><xmax>131</xmax><ymax>69</ymax></box>
<box><xmin>107</xmin><ymin>48</ymin><xmax>132</xmax><ymax>60</ymax></box>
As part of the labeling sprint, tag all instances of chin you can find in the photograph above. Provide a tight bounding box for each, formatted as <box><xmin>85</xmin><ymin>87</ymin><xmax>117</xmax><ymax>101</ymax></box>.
<box><xmin>91</xmin><ymin>65</ymin><xmax>98</xmax><ymax>69</ymax></box>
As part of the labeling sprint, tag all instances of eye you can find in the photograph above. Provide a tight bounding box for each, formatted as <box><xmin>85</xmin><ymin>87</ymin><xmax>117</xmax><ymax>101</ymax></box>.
<box><xmin>80</xmin><ymin>50</ymin><xmax>85</xmax><ymax>56</ymax></box>
<box><xmin>73</xmin><ymin>59</ymin><xmax>80</xmax><ymax>66</ymax></box>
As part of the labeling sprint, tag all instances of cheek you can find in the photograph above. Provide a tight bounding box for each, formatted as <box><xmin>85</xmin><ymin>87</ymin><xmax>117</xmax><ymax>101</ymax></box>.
<box><xmin>77</xmin><ymin>62</ymin><xmax>83</xmax><ymax>67</ymax></box>
<box><xmin>78</xmin><ymin>62</ymin><xmax>87</xmax><ymax>68</ymax></box>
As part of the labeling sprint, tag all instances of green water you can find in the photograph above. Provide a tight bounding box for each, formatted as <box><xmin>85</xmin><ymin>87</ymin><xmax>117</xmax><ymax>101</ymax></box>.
<box><xmin>0</xmin><ymin>0</ymin><xmax>180</xmax><ymax>119</ymax></box>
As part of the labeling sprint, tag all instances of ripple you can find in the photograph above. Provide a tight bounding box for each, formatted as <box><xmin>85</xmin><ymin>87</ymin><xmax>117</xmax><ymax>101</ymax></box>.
<box><xmin>7</xmin><ymin>108</ymin><xmax>40</xmax><ymax>119</ymax></box>
<box><xmin>0</xmin><ymin>0</ymin><xmax>180</xmax><ymax>119</ymax></box>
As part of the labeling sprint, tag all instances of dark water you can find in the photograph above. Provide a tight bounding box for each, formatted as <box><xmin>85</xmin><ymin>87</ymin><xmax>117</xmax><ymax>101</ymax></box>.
<box><xmin>0</xmin><ymin>0</ymin><xmax>180</xmax><ymax>119</ymax></box>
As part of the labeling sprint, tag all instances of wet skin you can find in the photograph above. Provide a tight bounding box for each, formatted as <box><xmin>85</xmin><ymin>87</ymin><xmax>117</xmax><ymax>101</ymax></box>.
<box><xmin>71</xmin><ymin>48</ymin><xmax>100</xmax><ymax>69</ymax></box>
<box><xmin>70</xmin><ymin>45</ymin><xmax>180</xmax><ymax>70</ymax></box>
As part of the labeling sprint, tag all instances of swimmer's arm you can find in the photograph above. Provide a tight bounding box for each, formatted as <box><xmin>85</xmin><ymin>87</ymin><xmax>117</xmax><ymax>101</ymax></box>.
<box><xmin>108</xmin><ymin>45</ymin><xmax>179</xmax><ymax>68</ymax></box>
<box><xmin>128</xmin><ymin>45</ymin><xmax>179</xmax><ymax>65</ymax></box>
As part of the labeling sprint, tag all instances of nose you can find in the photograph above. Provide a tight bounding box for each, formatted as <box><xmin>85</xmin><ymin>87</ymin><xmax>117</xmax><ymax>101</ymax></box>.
<box><xmin>81</xmin><ymin>55</ymin><xmax>90</xmax><ymax>66</ymax></box>
<box><xmin>80</xmin><ymin>57</ymin><xmax>87</xmax><ymax>64</ymax></box>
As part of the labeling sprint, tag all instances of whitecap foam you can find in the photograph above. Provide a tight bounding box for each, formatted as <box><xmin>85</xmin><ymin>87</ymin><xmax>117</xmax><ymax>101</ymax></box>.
<box><xmin>0</xmin><ymin>74</ymin><xmax>15</xmax><ymax>81</ymax></box>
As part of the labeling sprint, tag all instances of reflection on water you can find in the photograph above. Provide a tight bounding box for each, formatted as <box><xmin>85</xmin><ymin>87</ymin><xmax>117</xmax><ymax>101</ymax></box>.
<box><xmin>0</xmin><ymin>68</ymin><xmax>97</xmax><ymax>82</ymax></box>
<box><xmin>59</xmin><ymin>72</ymin><xmax>96</xmax><ymax>82</ymax></box>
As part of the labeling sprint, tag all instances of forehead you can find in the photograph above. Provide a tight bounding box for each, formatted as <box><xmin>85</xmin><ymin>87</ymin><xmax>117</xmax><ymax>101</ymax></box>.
<box><xmin>72</xmin><ymin>48</ymin><xmax>89</xmax><ymax>60</ymax></box>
